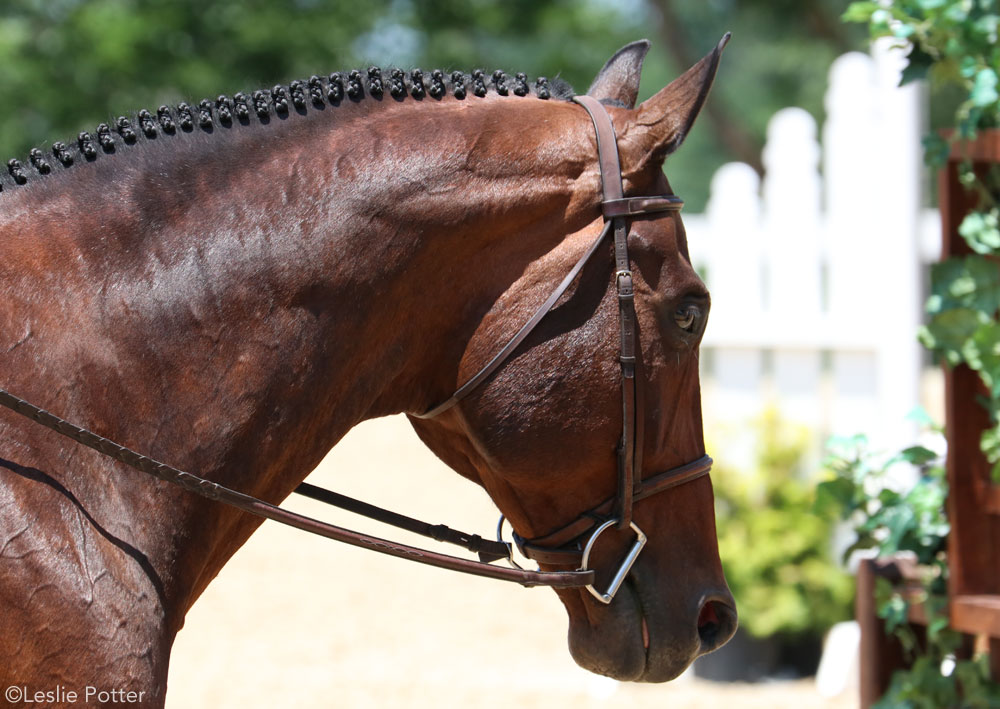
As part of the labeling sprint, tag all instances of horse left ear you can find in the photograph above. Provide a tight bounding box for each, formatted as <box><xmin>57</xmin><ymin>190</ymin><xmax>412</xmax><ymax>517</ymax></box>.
<box><xmin>585</xmin><ymin>40</ymin><xmax>651</xmax><ymax>109</ymax></box>
<box><xmin>625</xmin><ymin>33</ymin><xmax>731</xmax><ymax>168</ymax></box>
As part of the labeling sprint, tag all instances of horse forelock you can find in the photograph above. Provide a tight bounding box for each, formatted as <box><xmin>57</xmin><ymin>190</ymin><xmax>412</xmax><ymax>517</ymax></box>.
<box><xmin>0</xmin><ymin>67</ymin><xmax>575</xmax><ymax>197</ymax></box>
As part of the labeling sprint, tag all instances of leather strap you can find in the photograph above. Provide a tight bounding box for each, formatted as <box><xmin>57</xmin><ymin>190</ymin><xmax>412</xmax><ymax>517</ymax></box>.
<box><xmin>417</xmin><ymin>101</ymin><xmax>682</xmax><ymax>422</ymax></box>
<box><xmin>514</xmin><ymin>455</ymin><xmax>713</xmax><ymax>566</ymax></box>
<box><xmin>294</xmin><ymin>481</ymin><xmax>510</xmax><ymax>563</ymax></box>
<box><xmin>0</xmin><ymin>388</ymin><xmax>592</xmax><ymax>588</ymax></box>
<box><xmin>602</xmin><ymin>196</ymin><xmax>683</xmax><ymax>218</ymax></box>
<box><xmin>573</xmin><ymin>94</ymin><xmax>637</xmax><ymax>531</ymax></box>
<box><xmin>414</xmin><ymin>219</ymin><xmax>614</xmax><ymax>420</ymax></box>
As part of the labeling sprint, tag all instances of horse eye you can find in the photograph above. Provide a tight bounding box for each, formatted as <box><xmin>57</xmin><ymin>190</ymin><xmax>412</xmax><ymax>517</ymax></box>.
<box><xmin>674</xmin><ymin>304</ymin><xmax>698</xmax><ymax>332</ymax></box>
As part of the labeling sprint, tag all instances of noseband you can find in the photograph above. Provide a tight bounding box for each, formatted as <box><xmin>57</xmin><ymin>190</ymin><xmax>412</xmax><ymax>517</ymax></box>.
<box><xmin>0</xmin><ymin>95</ymin><xmax>710</xmax><ymax>601</ymax></box>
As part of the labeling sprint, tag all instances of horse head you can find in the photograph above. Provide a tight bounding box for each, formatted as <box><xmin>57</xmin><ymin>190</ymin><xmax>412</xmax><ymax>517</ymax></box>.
<box><xmin>409</xmin><ymin>38</ymin><xmax>736</xmax><ymax>681</ymax></box>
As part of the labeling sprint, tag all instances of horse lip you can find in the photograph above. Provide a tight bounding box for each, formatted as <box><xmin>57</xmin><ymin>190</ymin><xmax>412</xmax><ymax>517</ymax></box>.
<box><xmin>627</xmin><ymin>577</ymin><xmax>654</xmax><ymax>674</ymax></box>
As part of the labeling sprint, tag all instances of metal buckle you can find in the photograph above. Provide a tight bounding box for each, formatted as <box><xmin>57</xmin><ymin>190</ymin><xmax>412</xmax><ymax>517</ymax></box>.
<box><xmin>578</xmin><ymin>519</ymin><xmax>647</xmax><ymax>604</ymax></box>
<box><xmin>615</xmin><ymin>269</ymin><xmax>632</xmax><ymax>287</ymax></box>
<box><xmin>495</xmin><ymin>515</ymin><xmax>524</xmax><ymax>570</ymax></box>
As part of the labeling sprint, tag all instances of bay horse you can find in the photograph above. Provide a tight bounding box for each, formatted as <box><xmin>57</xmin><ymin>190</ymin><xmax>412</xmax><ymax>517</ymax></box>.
<box><xmin>0</xmin><ymin>37</ymin><xmax>735</xmax><ymax>704</ymax></box>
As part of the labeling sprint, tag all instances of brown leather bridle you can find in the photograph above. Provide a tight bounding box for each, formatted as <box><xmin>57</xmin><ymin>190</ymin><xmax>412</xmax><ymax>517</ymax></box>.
<box><xmin>0</xmin><ymin>95</ymin><xmax>711</xmax><ymax>601</ymax></box>
<box><xmin>414</xmin><ymin>95</ymin><xmax>712</xmax><ymax>602</ymax></box>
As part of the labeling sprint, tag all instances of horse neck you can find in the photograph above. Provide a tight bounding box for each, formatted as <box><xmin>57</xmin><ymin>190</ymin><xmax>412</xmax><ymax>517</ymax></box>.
<box><xmin>0</xmin><ymin>94</ymin><xmax>594</xmax><ymax>619</ymax></box>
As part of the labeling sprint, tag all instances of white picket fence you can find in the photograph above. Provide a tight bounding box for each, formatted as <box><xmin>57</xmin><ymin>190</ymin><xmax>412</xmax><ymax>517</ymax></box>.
<box><xmin>685</xmin><ymin>41</ymin><xmax>938</xmax><ymax>463</ymax></box>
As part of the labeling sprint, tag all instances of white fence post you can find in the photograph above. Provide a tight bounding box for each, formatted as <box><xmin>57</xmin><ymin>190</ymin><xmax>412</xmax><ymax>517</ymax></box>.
<box><xmin>699</xmin><ymin>163</ymin><xmax>765</xmax><ymax>436</ymax></box>
<box><xmin>871</xmin><ymin>37</ymin><xmax>924</xmax><ymax>453</ymax></box>
<box><xmin>824</xmin><ymin>51</ymin><xmax>884</xmax><ymax>445</ymax></box>
<box><xmin>689</xmin><ymin>43</ymin><xmax>928</xmax><ymax>462</ymax></box>
<box><xmin>762</xmin><ymin>108</ymin><xmax>824</xmax><ymax>430</ymax></box>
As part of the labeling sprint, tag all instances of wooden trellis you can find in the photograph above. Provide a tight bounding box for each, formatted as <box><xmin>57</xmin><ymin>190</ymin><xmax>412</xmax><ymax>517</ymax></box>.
<box><xmin>858</xmin><ymin>130</ymin><xmax>1000</xmax><ymax>706</ymax></box>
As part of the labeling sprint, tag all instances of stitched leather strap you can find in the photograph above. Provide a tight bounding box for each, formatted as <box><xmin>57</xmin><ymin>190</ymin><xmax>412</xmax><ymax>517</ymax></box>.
<box><xmin>573</xmin><ymin>94</ymin><xmax>637</xmax><ymax>530</ymax></box>
<box><xmin>414</xmin><ymin>219</ymin><xmax>614</xmax><ymax>420</ymax></box>
<box><xmin>418</xmin><ymin>102</ymin><xmax>683</xmax><ymax>422</ymax></box>
<box><xmin>0</xmin><ymin>387</ymin><xmax>593</xmax><ymax>588</ymax></box>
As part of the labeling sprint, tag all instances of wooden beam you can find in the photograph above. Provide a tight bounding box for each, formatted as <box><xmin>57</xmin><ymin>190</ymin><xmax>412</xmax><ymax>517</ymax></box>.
<box><xmin>950</xmin><ymin>595</ymin><xmax>1000</xmax><ymax>638</ymax></box>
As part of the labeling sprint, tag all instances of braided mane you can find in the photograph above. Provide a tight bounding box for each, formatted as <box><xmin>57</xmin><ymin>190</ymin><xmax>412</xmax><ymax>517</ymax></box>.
<box><xmin>0</xmin><ymin>66</ymin><xmax>574</xmax><ymax>195</ymax></box>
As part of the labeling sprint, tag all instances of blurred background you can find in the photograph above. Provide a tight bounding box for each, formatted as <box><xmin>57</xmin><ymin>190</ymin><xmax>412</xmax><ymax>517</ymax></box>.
<box><xmin>1</xmin><ymin>1</ymin><xmax>961</xmax><ymax>706</ymax></box>
<box><xmin>0</xmin><ymin>0</ymin><xmax>881</xmax><ymax>212</ymax></box>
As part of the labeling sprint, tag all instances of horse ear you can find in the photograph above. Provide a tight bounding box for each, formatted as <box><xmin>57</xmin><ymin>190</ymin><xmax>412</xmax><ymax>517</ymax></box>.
<box><xmin>585</xmin><ymin>40</ymin><xmax>651</xmax><ymax>109</ymax></box>
<box><xmin>627</xmin><ymin>34</ymin><xmax>730</xmax><ymax>166</ymax></box>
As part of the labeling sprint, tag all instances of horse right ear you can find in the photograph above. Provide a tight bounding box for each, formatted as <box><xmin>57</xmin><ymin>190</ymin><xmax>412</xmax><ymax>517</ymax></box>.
<box><xmin>624</xmin><ymin>34</ymin><xmax>730</xmax><ymax>169</ymax></box>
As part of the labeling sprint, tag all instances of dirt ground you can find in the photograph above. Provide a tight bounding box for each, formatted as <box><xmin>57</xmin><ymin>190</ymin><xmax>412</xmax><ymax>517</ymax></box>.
<box><xmin>166</xmin><ymin>415</ymin><xmax>857</xmax><ymax>709</ymax></box>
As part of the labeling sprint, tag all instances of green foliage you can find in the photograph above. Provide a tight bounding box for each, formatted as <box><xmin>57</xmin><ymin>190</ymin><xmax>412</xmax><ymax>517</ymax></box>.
<box><xmin>959</xmin><ymin>206</ymin><xmax>1000</xmax><ymax>253</ymax></box>
<box><xmin>712</xmin><ymin>411</ymin><xmax>853</xmax><ymax>639</ymax></box>
<box><xmin>839</xmin><ymin>7</ymin><xmax>1000</xmax><ymax>703</ymax></box>
<box><xmin>847</xmin><ymin>0</ymin><xmax>1000</xmax><ymax>482</ymax></box>
<box><xmin>819</xmin><ymin>430</ymin><xmax>1000</xmax><ymax>708</ymax></box>
<box><xmin>843</xmin><ymin>0</ymin><xmax>998</xmax><ymax>136</ymax></box>
<box><xmin>818</xmin><ymin>433</ymin><xmax>949</xmax><ymax>569</ymax></box>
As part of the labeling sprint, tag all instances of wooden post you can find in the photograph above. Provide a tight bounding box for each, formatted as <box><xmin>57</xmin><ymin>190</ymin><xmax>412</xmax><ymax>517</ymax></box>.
<box><xmin>857</xmin><ymin>559</ymin><xmax>901</xmax><ymax>707</ymax></box>
<box><xmin>857</xmin><ymin>557</ymin><xmax>931</xmax><ymax>707</ymax></box>
<box><xmin>940</xmin><ymin>131</ymin><xmax>1000</xmax><ymax>657</ymax></box>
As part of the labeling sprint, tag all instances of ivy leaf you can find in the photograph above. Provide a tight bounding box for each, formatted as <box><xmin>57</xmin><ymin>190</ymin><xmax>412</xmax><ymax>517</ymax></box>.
<box><xmin>896</xmin><ymin>445</ymin><xmax>939</xmax><ymax>466</ymax></box>
<box><xmin>960</xmin><ymin>55</ymin><xmax>979</xmax><ymax>79</ymax></box>
<box><xmin>901</xmin><ymin>43</ymin><xmax>936</xmax><ymax>85</ymax></box>
<box><xmin>959</xmin><ymin>209</ymin><xmax>1000</xmax><ymax>254</ymax></box>
<box><xmin>971</xmin><ymin>68</ymin><xmax>999</xmax><ymax>107</ymax></box>
<box><xmin>959</xmin><ymin>211</ymin><xmax>1000</xmax><ymax>255</ymax></box>
<box><xmin>870</xmin><ymin>8</ymin><xmax>893</xmax><ymax>32</ymax></box>
<box><xmin>842</xmin><ymin>2</ymin><xmax>881</xmax><ymax>23</ymax></box>
<box><xmin>927</xmin><ymin>256</ymin><xmax>1000</xmax><ymax>314</ymax></box>
<box><xmin>980</xmin><ymin>425</ymin><xmax>1000</xmax><ymax>483</ymax></box>
<box><xmin>962</xmin><ymin>321</ymin><xmax>1000</xmax><ymax>394</ymax></box>
<box><xmin>815</xmin><ymin>477</ymin><xmax>856</xmax><ymax>517</ymax></box>
<box><xmin>922</xmin><ymin>133</ymin><xmax>951</xmax><ymax>166</ymax></box>
<box><xmin>881</xmin><ymin>505</ymin><xmax>917</xmax><ymax>554</ymax></box>
<box><xmin>927</xmin><ymin>612</ymin><xmax>950</xmax><ymax>642</ymax></box>
<box><xmin>973</xmin><ymin>14</ymin><xmax>999</xmax><ymax>41</ymax></box>
<box><xmin>876</xmin><ymin>582</ymin><xmax>912</xmax><ymax>632</ymax></box>
<box><xmin>959</xmin><ymin>106</ymin><xmax>985</xmax><ymax>138</ymax></box>
<box><xmin>944</xmin><ymin>2</ymin><xmax>970</xmax><ymax>22</ymax></box>
<box><xmin>921</xmin><ymin>307</ymin><xmax>987</xmax><ymax>364</ymax></box>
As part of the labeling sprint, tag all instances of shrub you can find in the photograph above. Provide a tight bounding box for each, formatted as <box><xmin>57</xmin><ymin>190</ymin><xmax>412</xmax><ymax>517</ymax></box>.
<box><xmin>712</xmin><ymin>411</ymin><xmax>854</xmax><ymax>639</ymax></box>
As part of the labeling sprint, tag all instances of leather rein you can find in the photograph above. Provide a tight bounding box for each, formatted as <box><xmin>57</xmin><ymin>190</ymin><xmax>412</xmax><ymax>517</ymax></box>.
<box><xmin>0</xmin><ymin>95</ymin><xmax>711</xmax><ymax>599</ymax></box>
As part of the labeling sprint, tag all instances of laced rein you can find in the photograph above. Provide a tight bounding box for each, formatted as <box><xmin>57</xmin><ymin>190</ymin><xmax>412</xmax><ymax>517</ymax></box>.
<box><xmin>0</xmin><ymin>387</ymin><xmax>589</xmax><ymax>588</ymax></box>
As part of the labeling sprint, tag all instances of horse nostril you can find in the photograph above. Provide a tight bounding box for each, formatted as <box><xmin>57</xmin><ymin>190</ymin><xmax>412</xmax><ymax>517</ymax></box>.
<box><xmin>697</xmin><ymin>599</ymin><xmax>737</xmax><ymax>653</ymax></box>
